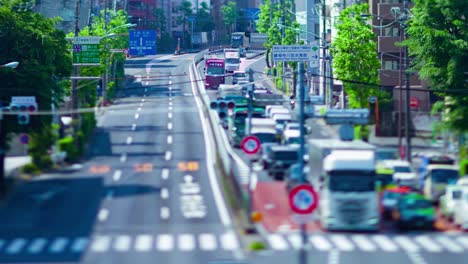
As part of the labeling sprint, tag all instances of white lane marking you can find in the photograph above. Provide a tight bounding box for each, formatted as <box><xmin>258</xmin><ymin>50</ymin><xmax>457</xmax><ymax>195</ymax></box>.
<box><xmin>309</xmin><ymin>235</ymin><xmax>332</xmax><ymax>251</ymax></box>
<box><xmin>164</xmin><ymin>151</ymin><xmax>172</xmax><ymax>161</ymax></box>
<box><xmin>169</xmin><ymin>80</ymin><xmax>172</xmax><ymax>85</ymax></box>
<box><xmin>71</xmin><ymin>238</ymin><xmax>88</xmax><ymax>253</ymax></box>
<box><xmin>199</xmin><ymin>233</ymin><xmax>217</xmax><ymax>251</ymax></box>
<box><xmin>329</xmin><ymin>235</ymin><xmax>354</xmax><ymax>251</ymax></box>
<box><xmin>6</xmin><ymin>238</ymin><xmax>27</xmax><ymax>254</ymax></box>
<box><xmin>135</xmin><ymin>235</ymin><xmax>153</xmax><ymax>252</ymax></box>
<box><xmin>351</xmin><ymin>235</ymin><xmax>376</xmax><ymax>251</ymax></box>
<box><xmin>435</xmin><ymin>236</ymin><xmax>464</xmax><ymax>253</ymax></box>
<box><xmin>144</xmin><ymin>83</ymin><xmax>149</xmax><ymax>87</ymax></box>
<box><xmin>394</xmin><ymin>236</ymin><xmax>420</xmax><ymax>252</ymax></box>
<box><xmin>120</xmin><ymin>153</ymin><xmax>127</xmax><ymax>163</ymax></box>
<box><xmin>161</xmin><ymin>188</ymin><xmax>169</xmax><ymax>199</ymax></box>
<box><xmin>267</xmin><ymin>234</ymin><xmax>289</xmax><ymax>250</ymax></box>
<box><xmin>414</xmin><ymin>236</ymin><xmax>442</xmax><ymax>252</ymax></box>
<box><xmin>160</xmin><ymin>207</ymin><xmax>170</xmax><ymax>219</ymax></box>
<box><xmin>178</xmin><ymin>234</ymin><xmax>195</xmax><ymax>251</ymax></box>
<box><xmin>132</xmin><ymin>124</ymin><xmax>137</xmax><ymax>131</ymax></box>
<box><xmin>28</xmin><ymin>238</ymin><xmax>47</xmax><ymax>254</ymax></box>
<box><xmin>328</xmin><ymin>250</ymin><xmax>340</xmax><ymax>264</ymax></box>
<box><xmin>157</xmin><ymin>234</ymin><xmax>174</xmax><ymax>251</ymax></box>
<box><xmin>168</xmin><ymin>122</ymin><xmax>173</xmax><ymax>130</ymax></box>
<box><xmin>456</xmin><ymin>236</ymin><xmax>468</xmax><ymax>249</ymax></box>
<box><xmin>161</xmin><ymin>169</ymin><xmax>169</xmax><ymax>180</ymax></box>
<box><xmin>168</xmin><ymin>106</ymin><xmax>173</xmax><ymax>111</ymax></box>
<box><xmin>287</xmin><ymin>234</ymin><xmax>302</xmax><ymax>250</ymax></box>
<box><xmin>190</xmin><ymin>64</ymin><xmax>231</xmax><ymax>226</ymax></box>
<box><xmin>220</xmin><ymin>231</ymin><xmax>240</xmax><ymax>250</ymax></box>
<box><xmin>372</xmin><ymin>235</ymin><xmax>399</xmax><ymax>252</ymax></box>
<box><xmin>142</xmin><ymin>98</ymin><xmax>145</xmax><ymax>102</ymax></box>
<box><xmin>167</xmin><ymin>135</ymin><xmax>173</xmax><ymax>144</ymax></box>
<box><xmin>49</xmin><ymin>237</ymin><xmax>68</xmax><ymax>253</ymax></box>
<box><xmin>114</xmin><ymin>235</ymin><xmax>131</xmax><ymax>252</ymax></box>
<box><xmin>169</xmin><ymin>97</ymin><xmax>172</xmax><ymax>101</ymax></box>
<box><xmin>134</xmin><ymin>113</ymin><xmax>139</xmax><ymax>119</ymax></box>
<box><xmin>137</xmin><ymin>107</ymin><xmax>142</xmax><ymax>112</ymax></box>
<box><xmin>90</xmin><ymin>236</ymin><xmax>111</xmax><ymax>252</ymax></box>
<box><xmin>140</xmin><ymin>103</ymin><xmax>143</xmax><ymax>107</ymax></box>
<box><xmin>98</xmin><ymin>209</ymin><xmax>109</xmax><ymax>222</ymax></box>
<box><xmin>168</xmin><ymin>112</ymin><xmax>173</xmax><ymax>119</ymax></box>
<box><xmin>126</xmin><ymin>136</ymin><xmax>133</xmax><ymax>145</ymax></box>
<box><xmin>169</xmin><ymin>101</ymin><xmax>173</xmax><ymax>106</ymax></box>
<box><xmin>113</xmin><ymin>170</ymin><xmax>122</xmax><ymax>181</ymax></box>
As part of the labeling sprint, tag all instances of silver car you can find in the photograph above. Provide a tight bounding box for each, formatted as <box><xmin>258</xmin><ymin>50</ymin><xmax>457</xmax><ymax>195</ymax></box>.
<box><xmin>232</xmin><ymin>71</ymin><xmax>247</xmax><ymax>84</ymax></box>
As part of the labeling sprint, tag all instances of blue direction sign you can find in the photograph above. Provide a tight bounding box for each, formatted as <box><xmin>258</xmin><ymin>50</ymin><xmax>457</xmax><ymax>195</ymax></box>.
<box><xmin>129</xmin><ymin>30</ymin><xmax>157</xmax><ymax>56</ymax></box>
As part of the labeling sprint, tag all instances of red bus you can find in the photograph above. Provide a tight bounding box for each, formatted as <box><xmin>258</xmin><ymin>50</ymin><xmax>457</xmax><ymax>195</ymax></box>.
<box><xmin>204</xmin><ymin>58</ymin><xmax>225</xmax><ymax>89</ymax></box>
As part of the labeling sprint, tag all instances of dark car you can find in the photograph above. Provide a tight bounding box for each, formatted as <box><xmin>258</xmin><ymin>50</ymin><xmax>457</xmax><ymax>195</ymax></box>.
<box><xmin>265</xmin><ymin>145</ymin><xmax>300</xmax><ymax>180</ymax></box>
<box><xmin>392</xmin><ymin>193</ymin><xmax>436</xmax><ymax>230</ymax></box>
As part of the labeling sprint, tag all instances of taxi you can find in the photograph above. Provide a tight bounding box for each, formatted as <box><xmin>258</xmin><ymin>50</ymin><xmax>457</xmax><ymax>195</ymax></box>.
<box><xmin>392</xmin><ymin>193</ymin><xmax>435</xmax><ymax>230</ymax></box>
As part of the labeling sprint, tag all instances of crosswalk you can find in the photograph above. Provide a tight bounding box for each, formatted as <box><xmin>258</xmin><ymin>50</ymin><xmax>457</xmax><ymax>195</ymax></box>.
<box><xmin>267</xmin><ymin>233</ymin><xmax>468</xmax><ymax>253</ymax></box>
<box><xmin>0</xmin><ymin>231</ymin><xmax>240</xmax><ymax>255</ymax></box>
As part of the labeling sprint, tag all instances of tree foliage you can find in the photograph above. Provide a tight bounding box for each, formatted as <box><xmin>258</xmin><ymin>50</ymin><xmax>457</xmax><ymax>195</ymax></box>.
<box><xmin>0</xmin><ymin>2</ymin><xmax>72</xmax><ymax>136</ymax></box>
<box><xmin>331</xmin><ymin>3</ymin><xmax>381</xmax><ymax>109</ymax></box>
<box><xmin>403</xmin><ymin>0</ymin><xmax>468</xmax><ymax>132</ymax></box>
<box><xmin>196</xmin><ymin>1</ymin><xmax>214</xmax><ymax>32</ymax></box>
<box><xmin>221</xmin><ymin>1</ymin><xmax>238</xmax><ymax>34</ymax></box>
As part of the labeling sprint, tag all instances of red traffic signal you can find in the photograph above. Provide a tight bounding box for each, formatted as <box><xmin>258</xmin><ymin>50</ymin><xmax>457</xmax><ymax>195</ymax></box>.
<box><xmin>28</xmin><ymin>105</ymin><xmax>37</xmax><ymax>112</ymax></box>
<box><xmin>227</xmin><ymin>101</ymin><xmax>235</xmax><ymax>109</ymax></box>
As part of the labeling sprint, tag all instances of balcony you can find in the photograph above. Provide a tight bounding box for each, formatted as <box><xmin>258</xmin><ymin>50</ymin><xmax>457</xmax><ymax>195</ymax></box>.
<box><xmin>378</xmin><ymin>36</ymin><xmax>401</xmax><ymax>53</ymax></box>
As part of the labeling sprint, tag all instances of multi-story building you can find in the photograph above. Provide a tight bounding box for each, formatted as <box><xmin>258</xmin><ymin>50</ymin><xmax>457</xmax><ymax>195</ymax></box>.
<box><xmin>127</xmin><ymin>0</ymin><xmax>158</xmax><ymax>29</ymax></box>
<box><xmin>32</xmin><ymin>0</ymin><xmax>91</xmax><ymax>34</ymax></box>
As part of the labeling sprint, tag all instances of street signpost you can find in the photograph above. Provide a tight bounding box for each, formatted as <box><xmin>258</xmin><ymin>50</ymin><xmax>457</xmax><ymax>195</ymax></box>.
<box><xmin>410</xmin><ymin>96</ymin><xmax>419</xmax><ymax>109</ymax></box>
<box><xmin>72</xmin><ymin>36</ymin><xmax>101</xmax><ymax>64</ymax></box>
<box><xmin>240</xmin><ymin>135</ymin><xmax>261</xmax><ymax>155</ymax></box>
<box><xmin>129</xmin><ymin>30</ymin><xmax>157</xmax><ymax>56</ymax></box>
<box><xmin>272</xmin><ymin>45</ymin><xmax>319</xmax><ymax>62</ymax></box>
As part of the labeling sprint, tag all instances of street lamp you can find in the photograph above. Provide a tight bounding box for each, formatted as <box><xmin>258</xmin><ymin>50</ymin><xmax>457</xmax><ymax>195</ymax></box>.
<box><xmin>0</xmin><ymin>61</ymin><xmax>19</xmax><ymax>69</ymax></box>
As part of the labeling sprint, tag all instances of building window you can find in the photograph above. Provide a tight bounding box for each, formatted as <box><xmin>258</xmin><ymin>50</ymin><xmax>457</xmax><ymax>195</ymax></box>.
<box><xmin>384</xmin><ymin>60</ymin><xmax>399</xmax><ymax>70</ymax></box>
<box><xmin>172</xmin><ymin>5</ymin><xmax>178</xmax><ymax>13</ymax></box>
<box><xmin>384</xmin><ymin>26</ymin><xmax>400</xmax><ymax>37</ymax></box>
<box><xmin>172</xmin><ymin>18</ymin><xmax>178</xmax><ymax>28</ymax></box>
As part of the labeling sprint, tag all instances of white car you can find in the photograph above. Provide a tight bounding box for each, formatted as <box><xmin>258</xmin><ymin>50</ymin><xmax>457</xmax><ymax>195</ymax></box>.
<box><xmin>232</xmin><ymin>70</ymin><xmax>247</xmax><ymax>84</ymax></box>
<box><xmin>453</xmin><ymin>190</ymin><xmax>468</xmax><ymax>230</ymax></box>
<box><xmin>381</xmin><ymin>160</ymin><xmax>418</xmax><ymax>189</ymax></box>
<box><xmin>439</xmin><ymin>185</ymin><xmax>465</xmax><ymax>220</ymax></box>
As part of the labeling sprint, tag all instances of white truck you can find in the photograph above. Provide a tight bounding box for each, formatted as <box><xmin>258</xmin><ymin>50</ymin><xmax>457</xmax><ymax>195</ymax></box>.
<box><xmin>308</xmin><ymin>139</ymin><xmax>379</xmax><ymax>231</ymax></box>
<box><xmin>224</xmin><ymin>48</ymin><xmax>241</xmax><ymax>73</ymax></box>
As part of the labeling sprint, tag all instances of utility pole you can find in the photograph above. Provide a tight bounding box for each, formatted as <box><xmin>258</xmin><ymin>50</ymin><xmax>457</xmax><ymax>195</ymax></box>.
<box><xmin>322</xmin><ymin>0</ymin><xmax>328</xmax><ymax>106</ymax></box>
<box><xmin>281</xmin><ymin>0</ymin><xmax>286</xmax><ymax>93</ymax></box>
<box><xmin>403</xmin><ymin>0</ymin><xmax>412</xmax><ymax>162</ymax></box>
<box><xmin>298</xmin><ymin>62</ymin><xmax>307</xmax><ymax>264</ymax></box>
<box><xmin>72</xmin><ymin>0</ymin><xmax>80</xmax><ymax>126</ymax></box>
<box><xmin>247</xmin><ymin>68</ymin><xmax>254</xmax><ymax>220</ymax></box>
<box><xmin>103</xmin><ymin>0</ymin><xmax>109</xmax><ymax>105</ymax></box>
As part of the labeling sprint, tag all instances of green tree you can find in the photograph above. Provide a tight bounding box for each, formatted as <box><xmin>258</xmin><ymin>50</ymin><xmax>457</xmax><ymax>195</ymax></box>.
<box><xmin>331</xmin><ymin>3</ymin><xmax>381</xmax><ymax>109</ymax></box>
<box><xmin>196</xmin><ymin>1</ymin><xmax>214</xmax><ymax>32</ymax></box>
<box><xmin>221</xmin><ymin>1</ymin><xmax>238</xmax><ymax>35</ymax></box>
<box><xmin>403</xmin><ymin>0</ymin><xmax>468</xmax><ymax>133</ymax></box>
<box><xmin>177</xmin><ymin>0</ymin><xmax>193</xmax><ymax>49</ymax></box>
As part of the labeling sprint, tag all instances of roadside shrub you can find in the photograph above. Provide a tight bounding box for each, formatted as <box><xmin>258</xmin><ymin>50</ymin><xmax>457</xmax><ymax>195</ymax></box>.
<box><xmin>249</xmin><ymin>241</ymin><xmax>266</xmax><ymax>251</ymax></box>
<box><xmin>58</xmin><ymin>136</ymin><xmax>79</xmax><ymax>162</ymax></box>
<box><xmin>21</xmin><ymin>163</ymin><xmax>41</xmax><ymax>174</ymax></box>
<box><xmin>28</xmin><ymin>126</ymin><xmax>56</xmax><ymax>170</ymax></box>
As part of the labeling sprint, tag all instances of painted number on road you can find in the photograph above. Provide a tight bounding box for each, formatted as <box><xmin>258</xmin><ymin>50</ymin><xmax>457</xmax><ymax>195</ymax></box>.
<box><xmin>89</xmin><ymin>165</ymin><xmax>110</xmax><ymax>174</ymax></box>
<box><xmin>134</xmin><ymin>163</ymin><xmax>153</xmax><ymax>172</ymax></box>
<box><xmin>177</xmin><ymin>161</ymin><xmax>199</xmax><ymax>172</ymax></box>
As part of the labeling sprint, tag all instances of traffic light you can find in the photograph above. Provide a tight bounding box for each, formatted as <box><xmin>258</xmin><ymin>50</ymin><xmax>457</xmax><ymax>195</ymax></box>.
<box><xmin>9</xmin><ymin>100</ymin><xmax>38</xmax><ymax>125</ymax></box>
<box><xmin>209</xmin><ymin>100</ymin><xmax>235</xmax><ymax>119</ymax></box>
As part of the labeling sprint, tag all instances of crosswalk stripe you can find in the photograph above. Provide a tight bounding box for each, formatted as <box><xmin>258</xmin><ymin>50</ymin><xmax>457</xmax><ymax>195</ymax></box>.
<box><xmin>135</xmin><ymin>235</ymin><xmax>152</xmax><ymax>252</ymax></box>
<box><xmin>6</xmin><ymin>238</ymin><xmax>27</xmax><ymax>254</ymax></box>
<box><xmin>179</xmin><ymin>234</ymin><xmax>195</xmax><ymax>251</ymax></box>
<box><xmin>394</xmin><ymin>236</ymin><xmax>419</xmax><ymax>252</ymax></box>
<box><xmin>267</xmin><ymin>234</ymin><xmax>289</xmax><ymax>250</ymax></box>
<box><xmin>414</xmin><ymin>236</ymin><xmax>442</xmax><ymax>252</ymax></box>
<box><xmin>114</xmin><ymin>235</ymin><xmax>131</xmax><ymax>252</ymax></box>
<box><xmin>157</xmin><ymin>234</ymin><xmax>174</xmax><ymax>251</ymax></box>
<box><xmin>372</xmin><ymin>235</ymin><xmax>398</xmax><ymax>252</ymax></box>
<box><xmin>199</xmin><ymin>233</ymin><xmax>217</xmax><ymax>251</ymax></box>
<box><xmin>435</xmin><ymin>236</ymin><xmax>464</xmax><ymax>253</ymax></box>
<box><xmin>220</xmin><ymin>231</ymin><xmax>239</xmax><ymax>250</ymax></box>
<box><xmin>91</xmin><ymin>236</ymin><xmax>111</xmax><ymax>252</ymax></box>
<box><xmin>49</xmin><ymin>237</ymin><xmax>68</xmax><ymax>253</ymax></box>
<box><xmin>287</xmin><ymin>234</ymin><xmax>302</xmax><ymax>250</ymax></box>
<box><xmin>329</xmin><ymin>235</ymin><xmax>354</xmax><ymax>251</ymax></box>
<box><xmin>28</xmin><ymin>238</ymin><xmax>47</xmax><ymax>254</ymax></box>
<box><xmin>456</xmin><ymin>236</ymin><xmax>468</xmax><ymax>249</ymax></box>
<box><xmin>350</xmin><ymin>235</ymin><xmax>376</xmax><ymax>251</ymax></box>
<box><xmin>71</xmin><ymin>238</ymin><xmax>88</xmax><ymax>253</ymax></box>
<box><xmin>309</xmin><ymin>235</ymin><xmax>332</xmax><ymax>251</ymax></box>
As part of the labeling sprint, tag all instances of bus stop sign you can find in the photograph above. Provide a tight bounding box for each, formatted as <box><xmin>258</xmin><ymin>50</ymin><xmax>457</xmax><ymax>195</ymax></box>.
<box><xmin>289</xmin><ymin>184</ymin><xmax>318</xmax><ymax>214</ymax></box>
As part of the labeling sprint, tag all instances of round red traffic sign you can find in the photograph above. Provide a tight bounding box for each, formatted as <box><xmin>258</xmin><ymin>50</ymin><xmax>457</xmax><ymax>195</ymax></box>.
<box><xmin>123</xmin><ymin>48</ymin><xmax>129</xmax><ymax>55</ymax></box>
<box><xmin>289</xmin><ymin>184</ymin><xmax>319</xmax><ymax>214</ymax></box>
<box><xmin>19</xmin><ymin>133</ymin><xmax>29</xmax><ymax>145</ymax></box>
<box><xmin>410</xmin><ymin>96</ymin><xmax>419</xmax><ymax>109</ymax></box>
<box><xmin>240</xmin><ymin>135</ymin><xmax>261</xmax><ymax>155</ymax></box>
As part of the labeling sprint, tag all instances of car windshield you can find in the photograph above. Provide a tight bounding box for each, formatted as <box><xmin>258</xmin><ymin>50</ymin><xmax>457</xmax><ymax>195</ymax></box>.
<box><xmin>226</xmin><ymin>58</ymin><xmax>240</xmax><ymax>64</ymax></box>
<box><xmin>287</xmin><ymin>137</ymin><xmax>300</xmax><ymax>144</ymax></box>
<box><xmin>431</xmin><ymin>169</ymin><xmax>459</xmax><ymax>183</ymax></box>
<box><xmin>234</xmin><ymin>73</ymin><xmax>246</xmax><ymax>78</ymax></box>
<box><xmin>401</xmin><ymin>198</ymin><xmax>432</xmax><ymax>209</ymax></box>
<box><xmin>383</xmin><ymin>191</ymin><xmax>401</xmax><ymax>200</ymax></box>
<box><xmin>253</xmin><ymin>133</ymin><xmax>277</xmax><ymax>143</ymax></box>
<box><xmin>394</xmin><ymin>166</ymin><xmax>412</xmax><ymax>173</ymax></box>
<box><xmin>376</xmin><ymin>150</ymin><xmax>398</xmax><ymax>161</ymax></box>
<box><xmin>376</xmin><ymin>173</ymin><xmax>393</xmax><ymax>186</ymax></box>
<box><xmin>207</xmin><ymin>67</ymin><xmax>224</xmax><ymax>75</ymax></box>
<box><xmin>328</xmin><ymin>171</ymin><xmax>375</xmax><ymax>192</ymax></box>
<box><xmin>273</xmin><ymin>150</ymin><xmax>298</xmax><ymax>160</ymax></box>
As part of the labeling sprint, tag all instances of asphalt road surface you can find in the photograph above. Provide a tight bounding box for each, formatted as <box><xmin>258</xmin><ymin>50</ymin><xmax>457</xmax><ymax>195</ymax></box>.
<box><xmin>0</xmin><ymin>54</ymin><xmax>243</xmax><ymax>264</ymax></box>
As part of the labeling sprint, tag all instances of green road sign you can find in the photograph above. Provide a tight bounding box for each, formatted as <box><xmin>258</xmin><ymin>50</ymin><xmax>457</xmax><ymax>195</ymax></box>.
<box><xmin>73</xmin><ymin>36</ymin><xmax>101</xmax><ymax>64</ymax></box>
